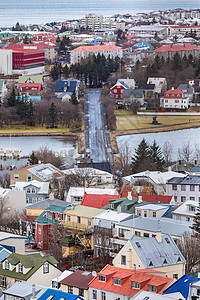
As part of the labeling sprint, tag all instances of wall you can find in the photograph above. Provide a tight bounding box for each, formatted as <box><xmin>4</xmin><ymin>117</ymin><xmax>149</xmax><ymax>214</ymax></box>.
<box><xmin>0</xmin><ymin>50</ymin><xmax>12</xmax><ymax>75</ymax></box>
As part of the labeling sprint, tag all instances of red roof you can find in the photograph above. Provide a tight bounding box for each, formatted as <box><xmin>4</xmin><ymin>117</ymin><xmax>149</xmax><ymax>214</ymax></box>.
<box><xmin>80</xmin><ymin>193</ymin><xmax>121</xmax><ymax>209</ymax></box>
<box><xmin>164</xmin><ymin>88</ymin><xmax>183</xmax><ymax>98</ymax></box>
<box><xmin>121</xmin><ymin>193</ymin><xmax>173</xmax><ymax>204</ymax></box>
<box><xmin>19</xmin><ymin>83</ymin><xmax>42</xmax><ymax>91</ymax></box>
<box><xmin>154</xmin><ymin>43</ymin><xmax>199</xmax><ymax>53</ymax></box>
<box><xmin>89</xmin><ymin>265</ymin><xmax>173</xmax><ymax>296</ymax></box>
<box><xmin>72</xmin><ymin>45</ymin><xmax>122</xmax><ymax>52</ymax></box>
<box><xmin>59</xmin><ymin>270</ymin><xmax>94</xmax><ymax>289</ymax></box>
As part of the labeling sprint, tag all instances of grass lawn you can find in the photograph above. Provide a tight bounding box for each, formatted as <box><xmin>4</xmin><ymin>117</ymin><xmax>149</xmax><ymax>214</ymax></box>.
<box><xmin>114</xmin><ymin>109</ymin><xmax>134</xmax><ymax>115</ymax></box>
<box><xmin>0</xmin><ymin>125</ymin><xmax>73</xmax><ymax>134</ymax></box>
<box><xmin>116</xmin><ymin>115</ymin><xmax>200</xmax><ymax>130</ymax></box>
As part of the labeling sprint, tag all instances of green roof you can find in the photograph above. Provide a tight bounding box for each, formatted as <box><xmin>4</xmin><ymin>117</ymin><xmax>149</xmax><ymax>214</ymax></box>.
<box><xmin>0</xmin><ymin>253</ymin><xmax>58</xmax><ymax>281</ymax></box>
<box><xmin>18</xmin><ymin>75</ymin><xmax>43</xmax><ymax>84</ymax></box>
<box><xmin>103</xmin><ymin>196</ymin><xmax>147</xmax><ymax>214</ymax></box>
<box><xmin>64</xmin><ymin>205</ymin><xmax>105</xmax><ymax>218</ymax></box>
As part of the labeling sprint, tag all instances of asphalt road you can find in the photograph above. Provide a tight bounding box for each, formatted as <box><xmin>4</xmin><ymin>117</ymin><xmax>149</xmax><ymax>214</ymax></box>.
<box><xmin>84</xmin><ymin>90</ymin><xmax>113</xmax><ymax>165</ymax></box>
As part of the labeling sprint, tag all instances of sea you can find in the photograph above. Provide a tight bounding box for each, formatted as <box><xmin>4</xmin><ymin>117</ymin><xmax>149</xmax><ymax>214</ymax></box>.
<box><xmin>1</xmin><ymin>0</ymin><xmax>200</xmax><ymax>27</ymax></box>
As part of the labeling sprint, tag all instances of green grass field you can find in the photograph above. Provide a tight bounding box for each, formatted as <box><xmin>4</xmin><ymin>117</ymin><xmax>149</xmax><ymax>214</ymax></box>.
<box><xmin>0</xmin><ymin>125</ymin><xmax>72</xmax><ymax>134</ymax></box>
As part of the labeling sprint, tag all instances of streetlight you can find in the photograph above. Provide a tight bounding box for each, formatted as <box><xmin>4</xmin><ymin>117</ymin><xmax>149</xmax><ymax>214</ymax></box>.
<box><xmin>71</xmin><ymin>251</ymin><xmax>73</xmax><ymax>269</ymax></box>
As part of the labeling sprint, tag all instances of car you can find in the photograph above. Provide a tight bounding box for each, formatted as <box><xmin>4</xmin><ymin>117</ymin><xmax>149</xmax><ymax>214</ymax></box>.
<box><xmin>69</xmin><ymin>266</ymin><xmax>84</xmax><ymax>272</ymax></box>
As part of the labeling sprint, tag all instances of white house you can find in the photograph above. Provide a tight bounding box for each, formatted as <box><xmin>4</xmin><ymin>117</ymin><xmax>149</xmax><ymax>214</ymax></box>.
<box><xmin>147</xmin><ymin>77</ymin><xmax>167</xmax><ymax>94</ymax></box>
<box><xmin>171</xmin><ymin>200</ymin><xmax>198</xmax><ymax>223</ymax></box>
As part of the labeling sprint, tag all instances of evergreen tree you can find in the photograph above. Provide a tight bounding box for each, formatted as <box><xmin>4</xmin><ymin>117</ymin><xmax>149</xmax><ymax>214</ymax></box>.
<box><xmin>48</xmin><ymin>102</ymin><xmax>57</xmax><ymax>128</ymax></box>
<box><xmin>63</xmin><ymin>64</ymin><xmax>70</xmax><ymax>78</ymax></box>
<box><xmin>26</xmin><ymin>101</ymin><xmax>35</xmax><ymax>126</ymax></box>
<box><xmin>70</xmin><ymin>90</ymin><xmax>79</xmax><ymax>105</ymax></box>
<box><xmin>171</xmin><ymin>52</ymin><xmax>182</xmax><ymax>70</ymax></box>
<box><xmin>23</xmin><ymin>34</ymin><xmax>29</xmax><ymax>44</ymax></box>
<box><xmin>29</xmin><ymin>152</ymin><xmax>38</xmax><ymax>165</ymax></box>
<box><xmin>131</xmin><ymin>139</ymin><xmax>151</xmax><ymax>173</ymax></box>
<box><xmin>191</xmin><ymin>200</ymin><xmax>200</xmax><ymax>233</ymax></box>
<box><xmin>150</xmin><ymin>140</ymin><xmax>165</xmax><ymax>170</ymax></box>
<box><xmin>50</xmin><ymin>65</ymin><xmax>59</xmax><ymax>81</ymax></box>
<box><xmin>7</xmin><ymin>87</ymin><xmax>16</xmax><ymax>106</ymax></box>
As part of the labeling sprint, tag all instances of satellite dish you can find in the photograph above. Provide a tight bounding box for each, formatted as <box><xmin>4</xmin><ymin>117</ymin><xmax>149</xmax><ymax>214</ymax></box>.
<box><xmin>92</xmin><ymin>271</ymin><xmax>97</xmax><ymax>277</ymax></box>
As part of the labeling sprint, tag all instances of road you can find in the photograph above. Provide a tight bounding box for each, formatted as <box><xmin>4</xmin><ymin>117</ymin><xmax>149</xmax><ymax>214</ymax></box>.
<box><xmin>84</xmin><ymin>90</ymin><xmax>113</xmax><ymax>165</ymax></box>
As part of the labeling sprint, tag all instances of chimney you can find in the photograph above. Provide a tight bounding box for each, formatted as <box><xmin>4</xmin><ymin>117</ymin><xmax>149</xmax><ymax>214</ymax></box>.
<box><xmin>117</xmin><ymin>205</ymin><xmax>122</xmax><ymax>214</ymax></box>
<box><xmin>49</xmin><ymin>193</ymin><xmax>54</xmax><ymax>200</ymax></box>
<box><xmin>127</xmin><ymin>191</ymin><xmax>132</xmax><ymax>200</ymax></box>
<box><xmin>171</xmin><ymin>87</ymin><xmax>174</xmax><ymax>91</ymax></box>
<box><xmin>155</xmin><ymin>231</ymin><xmax>162</xmax><ymax>243</ymax></box>
<box><xmin>168</xmin><ymin>166</ymin><xmax>171</xmax><ymax>171</ymax></box>
<box><xmin>138</xmin><ymin>195</ymin><xmax>143</xmax><ymax>203</ymax></box>
<box><xmin>68</xmin><ymin>80</ymin><xmax>70</xmax><ymax>87</ymax></box>
<box><xmin>32</xmin><ymin>284</ymin><xmax>36</xmax><ymax>299</ymax></box>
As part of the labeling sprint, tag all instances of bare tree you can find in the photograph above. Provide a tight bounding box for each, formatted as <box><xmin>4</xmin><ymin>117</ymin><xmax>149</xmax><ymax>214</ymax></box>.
<box><xmin>162</xmin><ymin>141</ymin><xmax>173</xmax><ymax>167</ymax></box>
<box><xmin>177</xmin><ymin>233</ymin><xmax>200</xmax><ymax>274</ymax></box>
<box><xmin>34</xmin><ymin>145</ymin><xmax>64</xmax><ymax>168</ymax></box>
<box><xmin>193</xmin><ymin>143</ymin><xmax>200</xmax><ymax>164</ymax></box>
<box><xmin>94</xmin><ymin>226</ymin><xmax>113</xmax><ymax>266</ymax></box>
<box><xmin>0</xmin><ymin>196</ymin><xmax>10</xmax><ymax>218</ymax></box>
<box><xmin>178</xmin><ymin>142</ymin><xmax>193</xmax><ymax>163</ymax></box>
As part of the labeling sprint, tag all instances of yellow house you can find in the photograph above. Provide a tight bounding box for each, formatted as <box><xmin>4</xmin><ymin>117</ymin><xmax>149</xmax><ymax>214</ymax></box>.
<box><xmin>62</xmin><ymin>205</ymin><xmax>105</xmax><ymax>257</ymax></box>
<box><xmin>112</xmin><ymin>233</ymin><xmax>185</xmax><ymax>279</ymax></box>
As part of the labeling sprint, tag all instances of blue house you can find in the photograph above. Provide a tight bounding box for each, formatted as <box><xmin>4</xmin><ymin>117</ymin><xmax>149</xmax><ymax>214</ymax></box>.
<box><xmin>163</xmin><ymin>275</ymin><xmax>200</xmax><ymax>299</ymax></box>
<box><xmin>55</xmin><ymin>79</ymin><xmax>80</xmax><ymax>99</ymax></box>
<box><xmin>38</xmin><ymin>288</ymin><xmax>84</xmax><ymax>300</ymax></box>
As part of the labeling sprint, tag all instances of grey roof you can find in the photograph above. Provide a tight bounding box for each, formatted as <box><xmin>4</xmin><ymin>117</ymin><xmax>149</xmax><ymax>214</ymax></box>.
<box><xmin>3</xmin><ymin>282</ymin><xmax>47</xmax><ymax>298</ymax></box>
<box><xmin>129</xmin><ymin>234</ymin><xmax>185</xmax><ymax>269</ymax></box>
<box><xmin>27</xmin><ymin>199</ymin><xmax>71</xmax><ymax>209</ymax></box>
<box><xmin>177</xmin><ymin>83</ymin><xmax>194</xmax><ymax>94</ymax></box>
<box><xmin>122</xmin><ymin>89</ymin><xmax>134</xmax><ymax>98</ymax></box>
<box><xmin>119</xmin><ymin>216</ymin><xmax>192</xmax><ymax>236</ymax></box>
<box><xmin>138</xmin><ymin>83</ymin><xmax>155</xmax><ymax>90</ymax></box>
<box><xmin>167</xmin><ymin>175</ymin><xmax>200</xmax><ymax>185</ymax></box>
<box><xmin>132</xmin><ymin>89</ymin><xmax>144</xmax><ymax>98</ymax></box>
<box><xmin>187</xmin><ymin>165</ymin><xmax>200</xmax><ymax>173</ymax></box>
<box><xmin>27</xmin><ymin>163</ymin><xmax>64</xmax><ymax>181</ymax></box>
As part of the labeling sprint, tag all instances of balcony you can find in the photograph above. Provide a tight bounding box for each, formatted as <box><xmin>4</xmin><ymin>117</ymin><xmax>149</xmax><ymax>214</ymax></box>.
<box><xmin>61</xmin><ymin>221</ymin><xmax>93</xmax><ymax>232</ymax></box>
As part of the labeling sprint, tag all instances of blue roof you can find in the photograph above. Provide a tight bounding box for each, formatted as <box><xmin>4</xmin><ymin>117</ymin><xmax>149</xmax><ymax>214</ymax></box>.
<box><xmin>38</xmin><ymin>288</ymin><xmax>84</xmax><ymax>300</ymax></box>
<box><xmin>168</xmin><ymin>175</ymin><xmax>200</xmax><ymax>185</ymax></box>
<box><xmin>55</xmin><ymin>80</ymin><xmax>79</xmax><ymax>93</ymax></box>
<box><xmin>134</xmin><ymin>42</ymin><xmax>153</xmax><ymax>48</ymax></box>
<box><xmin>0</xmin><ymin>246</ymin><xmax>11</xmax><ymax>263</ymax></box>
<box><xmin>163</xmin><ymin>275</ymin><xmax>200</xmax><ymax>298</ymax></box>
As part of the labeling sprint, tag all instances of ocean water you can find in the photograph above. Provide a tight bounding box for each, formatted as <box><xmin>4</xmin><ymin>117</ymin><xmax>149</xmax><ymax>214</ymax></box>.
<box><xmin>1</xmin><ymin>0</ymin><xmax>200</xmax><ymax>26</ymax></box>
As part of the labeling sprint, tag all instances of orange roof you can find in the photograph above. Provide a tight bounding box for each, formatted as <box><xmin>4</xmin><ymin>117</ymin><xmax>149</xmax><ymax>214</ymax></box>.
<box><xmin>89</xmin><ymin>265</ymin><xmax>173</xmax><ymax>296</ymax></box>
<box><xmin>80</xmin><ymin>193</ymin><xmax>121</xmax><ymax>208</ymax></box>
<box><xmin>121</xmin><ymin>193</ymin><xmax>173</xmax><ymax>204</ymax></box>
<box><xmin>72</xmin><ymin>45</ymin><xmax>122</xmax><ymax>52</ymax></box>
<box><xmin>154</xmin><ymin>43</ymin><xmax>199</xmax><ymax>53</ymax></box>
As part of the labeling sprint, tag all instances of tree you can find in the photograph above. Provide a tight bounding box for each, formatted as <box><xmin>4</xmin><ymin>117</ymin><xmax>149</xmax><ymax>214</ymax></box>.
<box><xmin>191</xmin><ymin>200</ymin><xmax>200</xmax><ymax>233</ymax></box>
<box><xmin>163</xmin><ymin>141</ymin><xmax>173</xmax><ymax>167</ymax></box>
<box><xmin>178</xmin><ymin>142</ymin><xmax>193</xmax><ymax>163</ymax></box>
<box><xmin>28</xmin><ymin>151</ymin><xmax>39</xmax><ymax>165</ymax></box>
<box><xmin>171</xmin><ymin>52</ymin><xmax>182</xmax><ymax>70</ymax></box>
<box><xmin>7</xmin><ymin>87</ymin><xmax>16</xmax><ymax>107</ymax></box>
<box><xmin>150</xmin><ymin>140</ymin><xmax>165</xmax><ymax>170</ymax></box>
<box><xmin>48</xmin><ymin>102</ymin><xmax>57</xmax><ymax>128</ymax></box>
<box><xmin>177</xmin><ymin>233</ymin><xmax>200</xmax><ymax>274</ymax></box>
<box><xmin>70</xmin><ymin>90</ymin><xmax>79</xmax><ymax>105</ymax></box>
<box><xmin>34</xmin><ymin>146</ymin><xmax>64</xmax><ymax>168</ymax></box>
<box><xmin>131</xmin><ymin>139</ymin><xmax>151</xmax><ymax>173</ymax></box>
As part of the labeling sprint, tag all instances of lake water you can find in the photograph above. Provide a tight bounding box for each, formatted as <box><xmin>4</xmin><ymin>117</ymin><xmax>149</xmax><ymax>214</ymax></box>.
<box><xmin>0</xmin><ymin>127</ymin><xmax>200</xmax><ymax>160</ymax></box>
<box><xmin>1</xmin><ymin>0</ymin><xmax>199</xmax><ymax>26</ymax></box>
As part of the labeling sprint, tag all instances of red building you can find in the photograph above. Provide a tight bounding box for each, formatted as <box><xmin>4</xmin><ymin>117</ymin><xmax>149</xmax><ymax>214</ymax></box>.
<box><xmin>12</xmin><ymin>49</ymin><xmax>45</xmax><ymax>70</ymax></box>
<box><xmin>110</xmin><ymin>81</ymin><xmax>129</xmax><ymax>99</ymax></box>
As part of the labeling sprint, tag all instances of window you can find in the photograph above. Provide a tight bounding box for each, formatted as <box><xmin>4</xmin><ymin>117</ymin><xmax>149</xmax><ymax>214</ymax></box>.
<box><xmin>67</xmin><ymin>215</ymin><xmax>71</xmax><ymax>222</ymax></box>
<box><xmin>32</xmin><ymin>197</ymin><xmax>37</xmax><ymax>203</ymax></box>
<box><xmin>173</xmin><ymin>274</ymin><xmax>178</xmax><ymax>279</ymax></box>
<box><xmin>190</xmin><ymin>197</ymin><xmax>195</xmax><ymax>201</ymax></box>
<box><xmin>149</xmin><ymin>261</ymin><xmax>153</xmax><ymax>266</ymax></box>
<box><xmin>38</xmin><ymin>197</ymin><xmax>43</xmax><ymax>201</ymax></box>
<box><xmin>172</xmin><ymin>184</ymin><xmax>177</xmax><ymax>190</ymax></box>
<box><xmin>68</xmin><ymin>286</ymin><xmax>73</xmax><ymax>294</ymax></box>
<box><xmin>186</xmin><ymin>217</ymin><xmax>190</xmax><ymax>222</ymax></box>
<box><xmin>144</xmin><ymin>233</ymin><xmax>149</xmax><ymax>237</ymax></box>
<box><xmin>88</xmin><ymin>219</ymin><xmax>91</xmax><ymax>227</ymax></box>
<box><xmin>77</xmin><ymin>216</ymin><xmax>81</xmax><ymax>223</ymax></box>
<box><xmin>27</xmin><ymin>175</ymin><xmax>32</xmax><ymax>182</ymax></box>
<box><xmin>113</xmin><ymin>278</ymin><xmax>121</xmax><ymax>285</ymax></box>
<box><xmin>32</xmin><ymin>188</ymin><xmax>36</xmax><ymax>194</ymax></box>
<box><xmin>18</xmin><ymin>263</ymin><xmax>23</xmax><ymax>273</ymax></box>
<box><xmin>27</xmin><ymin>188</ymin><xmax>31</xmax><ymax>194</ymax></box>
<box><xmin>43</xmin><ymin>262</ymin><xmax>49</xmax><ymax>273</ymax></box>
<box><xmin>189</xmin><ymin>205</ymin><xmax>195</xmax><ymax>211</ymax></box>
<box><xmin>98</xmin><ymin>275</ymin><xmax>106</xmax><ymax>282</ymax></box>
<box><xmin>0</xmin><ymin>276</ymin><xmax>7</xmax><ymax>288</ymax></box>
<box><xmin>190</xmin><ymin>185</ymin><xmax>195</xmax><ymax>191</ymax></box>
<box><xmin>144</xmin><ymin>211</ymin><xmax>147</xmax><ymax>217</ymax></box>
<box><xmin>153</xmin><ymin>212</ymin><xmax>156</xmax><ymax>218</ymax></box>
<box><xmin>111</xmin><ymin>203</ymin><xmax>114</xmax><ymax>210</ymax></box>
<box><xmin>181</xmin><ymin>185</ymin><xmax>186</xmax><ymax>191</ymax></box>
<box><xmin>14</xmin><ymin>174</ymin><xmax>19</xmax><ymax>179</ymax></box>
<box><xmin>181</xmin><ymin>196</ymin><xmax>186</xmax><ymax>202</ymax></box>
<box><xmin>93</xmin><ymin>290</ymin><xmax>97</xmax><ymax>300</ymax></box>
<box><xmin>101</xmin><ymin>292</ymin><xmax>106</xmax><ymax>300</ymax></box>
<box><xmin>38</xmin><ymin>228</ymin><xmax>41</xmax><ymax>234</ymax></box>
<box><xmin>26</xmin><ymin>197</ymin><xmax>29</xmax><ymax>203</ymax></box>
<box><xmin>199</xmin><ymin>185</ymin><xmax>200</xmax><ymax>192</ymax></box>
<box><xmin>46</xmin><ymin>296</ymin><xmax>55</xmax><ymax>300</ymax></box>
<box><xmin>132</xmin><ymin>281</ymin><xmax>140</xmax><ymax>289</ymax></box>
<box><xmin>5</xmin><ymin>261</ymin><xmax>9</xmax><ymax>270</ymax></box>
<box><xmin>121</xmin><ymin>255</ymin><xmax>126</xmax><ymax>265</ymax></box>
<box><xmin>79</xmin><ymin>288</ymin><xmax>84</xmax><ymax>297</ymax></box>
<box><xmin>149</xmin><ymin>285</ymin><xmax>156</xmax><ymax>293</ymax></box>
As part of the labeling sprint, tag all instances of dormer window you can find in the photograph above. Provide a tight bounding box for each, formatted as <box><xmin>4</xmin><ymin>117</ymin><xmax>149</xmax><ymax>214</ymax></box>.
<box><xmin>177</xmin><ymin>94</ymin><xmax>180</xmax><ymax>97</ymax></box>
<box><xmin>98</xmin><ymin>275</ymin><xmax>106</xmax><ymax>282</ymax></box>
<box><xmin>111</xmin><ymin>203</ymin><xmax>114</xmax><ymax>210</ymax></box>
<box><xmin>149</xmin><ymin>285</ymin><xmax>156</xmax><ymax>293</ymax></box>
<box><xmin>18</xmin><ymin>263</ymin><xmax>23</xmax><ymax>273</ymax></box>
<box><xmin>5</xmin><ymin>261</ymin><xmax>10</xmax><ymax>270</ymax></box>
<box><xmin>166</xmin><ymin>94</ymin><xmax>169</xmax><ymax>97</ymax></box>
<box><xmin>113</xmin><ymin>278</ymin><xmax>121</xmax><ymax>285</ymax></box>
<box><xmin>27</xmin><ymin>188</ymin><xmax>31</xmax><ymax>194</ymax></box>
<box><xmin>43</xmin><ymin>262</ymin><xmax>49</xmax><ymax>274</ymax></box>
<box><xmin>132</xmin><ymin>281</ymin><xmax>140</xmax><ymax>289</ymax></box>
<box><xmin>177</xmin><ymin>256</ymin><xmax>181</xmax><ymax>262</ymax></box>
<box><xmin>163</xmin><ymin>259</ymin><xmax>168</xmax><ymax>264</ymax></box>
<box><xmin>149</xmin><ymin>260</ymin><xmax>153</xmax><ymax>267</ymax></box>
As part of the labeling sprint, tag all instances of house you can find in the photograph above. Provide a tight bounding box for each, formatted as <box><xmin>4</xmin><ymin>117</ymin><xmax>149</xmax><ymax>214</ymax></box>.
<box><xmin>10</xmin><ymin>164</ymin><xmax>64</xmax><ymax>185</ymax></box>
<box><xmin>110</xmin><ymin>81</ymin><xmax>129</xmax><ymax>100</ymax></box>
<box><xmin>117</xmin><ymin>89</ymin><xmax>144</xmax><ymax>109</ymax></box>
<box><xmin>188</xmin><ymin>280</ymin><xmax>200</xmax><ymax>300</ymax></box>
<box><xmin>135</xmin><ymin>203</ymin><xmax>176</xmax><ymax>219</ymax></box>
<box><xmin>112</xmin><ymin>234</ymin><xmax>185</xmax><ymax>279</ymax></box>
<box><xmin>154</xmin><ymin>44</ymin><xmax>200</xmax><ymax>60</ymax></box>
<box><xmin>165</xmin><ymin>175</ymin><xmax>200</xmax><ymax>203</ymax></box>
<box><xmin>137</xmin><ymin>83</ymin><xmax>155</xmax><ymax>100</ymax></box>
<box><xmin>66</xmin><ymin>187</ymin><xmax>118</xmax><ymax>204</ymax></box>
<box><xmin>51</xmin><ymin>270</ymin><xmax>72</xmax><ymax>289</ymax></box>
<box><xmin>80</xmin><ymin>193</ymin><xmax>121</xmax><ymax>209</ymax></box>
<box><xmin>59</xmin><ymin>270</ymin><xmax>94</xmax><ymax>300</ymax></box>
<box><xmin>177</xmin><ymin>83</ymin><xmax>194</xmax><ymax>101</ymax></box>
<box><xmin>131</xmin><ymin>290</ymin><xmax>184</xmax><ymax>299</ymax></box>
<box><xmin>147</xmin><ymin>77</ymin><xmax>167</xmax><ymax>94</ymax></box>
<box><xmin>88</xmin><ymin>264</ymin><xmax>174</xmax><ymax>299</ymax></box>
<box><xmin>0</xmin><ymin>253</ymin><xmax>61</xmax><ymax>289</ymax></box>
<box><xmin>187</xmin><ymin>165</ymin><xmax>200</xmax><ymax>176</ymax></box>
<box><xmin>70</xmin><ymin>45</ymin><xmax>123</xmax><ymax>65</ymax></box>
<box><xmin>1</xmin><ymin>282</ymin><xmax>47</xmax><ymax>300</ymax></box>
<box><xmin>54</xmin><ymin>80</ymin><xmax>80</xmax><ymax>100</ymax></box>
<box><xmin>13</xmin><ymin>180</ymin><xmax>49</xmax><ymax>205</ymax></box>
<box><xmin>0</xmin><ymin>245</ymin><xmax>12</xmax><ymax>264</ymax></box>
<box><xmin>117</xmin><ymin>78</ymin><xmax>136</xmax><ymax>89</ymax></box>
<box><xmin>126</xmin><ymin>170</ymin><xmax>185</xmax><ymax>195</ymax></box>
<box><xmin>163</xmin><ymin>275</ymin><xmax>200</xmax><ymax>299</ymax></box>
<box><xmin>171</xmin><ymin>200</ymin><xmax>198</xmax><ymax>223</ymax></box>
<box><xmin>160</xmin><ymin>87</ymin><xmax>190</xmax><ymax>110</ymax></box>
<box><xmin>37</xmin><ymin>288</ymin><xmax>84</xmax><ymax>300</ymax></box>
<box><xmin>0</xmin><ymin>232</ymin><xmax>26</xmax><ymax>255</ymax></box>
